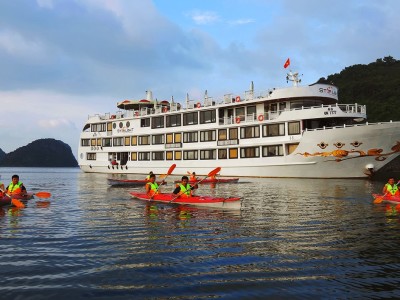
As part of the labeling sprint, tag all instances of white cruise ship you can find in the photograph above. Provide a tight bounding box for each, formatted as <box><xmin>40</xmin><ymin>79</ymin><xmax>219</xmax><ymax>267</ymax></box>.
<box><xmin>77</xmin><ymin>71</ymin><xmax>400</xmax><ymax>178</ymax></box>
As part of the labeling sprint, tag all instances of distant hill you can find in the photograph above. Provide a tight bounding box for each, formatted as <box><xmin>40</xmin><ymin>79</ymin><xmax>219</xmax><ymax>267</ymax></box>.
<box><xmin>0</xmin><ymin>138</ymin><xmax>78</xmax><ymax>167</ymax></box>
<box><xmin>0</xmin><ymin>148</ymin><xmax>5</xmax><ymax>162</ymax></box>
<box><xmin>317</xmin><ymin>56</ymin><xmax>400</xmax><ymax>122</ymax></box>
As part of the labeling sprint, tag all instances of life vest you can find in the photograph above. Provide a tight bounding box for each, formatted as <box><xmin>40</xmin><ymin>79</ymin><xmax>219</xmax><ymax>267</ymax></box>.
<box><xmin>7</xmin><ymin>181</ymin><xmax>23</xmax><ymax>195</ymax></box>
<box><xmin>385</xmin><ymin>183</ymin><xmax>400</xmax><ymax>196</ymax></box>
<box><xmin>146</xmin><ymin>182</ymin><xmax>159</xmax><ymax>196</ymax></box>
<box><xmin>178</xmin><ymin>183</ymin><xmax>192</xmax><ymax>197</ymax></box>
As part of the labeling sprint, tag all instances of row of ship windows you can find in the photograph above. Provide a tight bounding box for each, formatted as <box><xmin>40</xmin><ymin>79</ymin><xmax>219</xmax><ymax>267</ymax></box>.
<box><xmin>86</xmin><ymin>144</ymin><xmax>299</xmax><ymax>161</ymax></box>
<box><xmin>83</xmin><ymin>122</ymin><xmax>301</xmax><ymax>147</ymax></box>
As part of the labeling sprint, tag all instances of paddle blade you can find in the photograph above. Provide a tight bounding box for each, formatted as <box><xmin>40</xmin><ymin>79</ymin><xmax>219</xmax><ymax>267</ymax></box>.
<box><xmin>373</xmin><ymin>197</ymin><xmax>383</xmax><ymax>204</ymax></box>
<box><xmin>167</xmin><ymin>164</ymin><xmax>177</xmax><ymax>175</ymax></box>
<box><xmin>35</xmin><ymin>192</ymin><xmax>52</xmax><ymax>198</ymax></box>
<box><xmin>12</xmin><ymin>199</ymin><xmax>25</xmax><ymax>208</ymax></box>
<box><xmin>208</xmin><ymin>167</ymin><xmax>221</xmax><ymax>178</ymax></box>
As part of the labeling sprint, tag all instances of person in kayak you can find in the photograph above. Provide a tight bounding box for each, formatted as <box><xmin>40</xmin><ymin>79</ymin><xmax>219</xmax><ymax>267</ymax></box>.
<box><xmin>187</xmin><ymin>172</ymin><xmax>198</xmax><ymax>181</ymax></box>
<box><xmin>382</xmin><ymin>178</ymin><xmax>400</xmax><ymax>196</ymax></box>
<box><xmin>145</xmin><ymin>173</ymin><xmax>159</xmax><ymax>196</ymax></box>
<box><xmin>6</xmin><ymin>175</ymin><xmax>27</xmax><ymax>196</ymax></box>
<box><xmin>173</xmin><ymin>176</ymin><xmax>198</xmax><ymax>198</ymax></box>
<box><xmin>0</xmin><ymin>179</ymin><xmax>4</xmax><ymax>197</ymax></box>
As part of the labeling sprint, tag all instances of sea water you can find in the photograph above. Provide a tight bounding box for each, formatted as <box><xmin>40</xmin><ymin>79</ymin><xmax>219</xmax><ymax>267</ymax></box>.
<box><xmin>0</xmin><ymin>167</ymin><xmax>399</xmax><ymax>299</ymax></box>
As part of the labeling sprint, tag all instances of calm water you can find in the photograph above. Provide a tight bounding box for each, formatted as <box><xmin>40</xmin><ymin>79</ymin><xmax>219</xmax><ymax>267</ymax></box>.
<box><xmin>1</xmin><ymin>167</ymin><xmax>400</xmax><ymax>299</ymax></box>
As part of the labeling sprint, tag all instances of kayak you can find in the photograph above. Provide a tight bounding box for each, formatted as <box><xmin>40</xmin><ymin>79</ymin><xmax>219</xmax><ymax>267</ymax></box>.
<box><xmin>0</xmin><ymin>193</ymin><xmax>34</xmax><ymax>207</ymax></box>
<box><xmin>108</xmin><ymin>178</ymin><xmax>167</xmax><ymax>186</ymax></box>
<box><xmin>129</xmin><ymin>192</ymin><xmax>241</xmax><ymax>209</ymax></box>
<box><xmin>173</xmin><ymin>178</ymin><xmax>239</xmax><ymax>184</ymax></box>
<box><xmin>372</xmin><ymin>193</ymin><xmax>400</xmax><ymax>205</ymax></box>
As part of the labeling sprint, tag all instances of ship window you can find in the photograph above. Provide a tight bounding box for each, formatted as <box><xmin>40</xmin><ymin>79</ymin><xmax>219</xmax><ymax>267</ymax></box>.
<box><xmin>83</xmin><ymin>124</ymin><xmax>90</xmax><ymax>132</ymax></box>
<box><xmin>218</xmin><ymin>129</ymin><xmax>227</xmax><ymax>141</ymax></box>
<box><xmin>183</xmin><ymin>150</ymin><xmax>198</xmax><ymax>160</ymax></box>
<box><xmin>138</xmin><ymin>152</ymin><xmax>150</xmax><ymax>160</ymax></box>
<box><xmin>131</xmin><ymin>152</ymin><xmax>137</xmax><ymax>160</ymax></box>
<box><xmin>125</xmin><ymin>137</ymin><xmax>130</xmax><ymax>146</ymax></box>
<box><xmin>175</xmin><ymin>151</ymin><xmax>182</xmax><ymax>160</ymax></box>
<box><xmin>183</xmin><ymin>112</ymin><xmax>198</xmax><ymax>125</ymax></box>
<box><xmin>166</xmin><ymin>151</ymin><xmax>173</xmax><ymax>160</ymax></box>
<box><xmin>175</xmin><ymin>133</ymin><xmax>181</xmax><ymax>143</ymax></box>
<box><xmin>263</xmin><ymin>123</ymin><xmax>285</xmax><ymax>137</ymax></box>
<box><xmin>240</xmin><ymin>146</ymin><xmax>260</xmax><ymax>158</ymax></box>
<box><xmin>247</xmin><ymin>106</ymin><xmax>256</xmax><ymax>116</ymax></box>
<box><xmin>262</xmin><ymin>145</ymin><xmax>283</xmax><ymax>157</ymax></box>
<box><xmin>91</xmin><ymin>139</ymin><xmax>96</xmax><ymax>146</ymax></box>
<box><xmin>287</xmin><ymin>143</ymin><xmax>299</xmax><ymax>154</ymax></box>
<box><xmin>166</xmin><ymin>133</ymin><xmax>173</xmax><ymax>144</ymax></box>
<box><xmin>240</xmin><ymin>126</ymin><xmax>260</xmax><ymax>139</ymax></box>
<box><xmin>97</xmin><ymin>138</ymin><xmax>101</xmax><ymax>146</ymax></box>
<box><xmin>229</xmin><ymin>128</ymin><xmax>238</xmax><ymax>140</ymax></box>
<box><xmin>138</xmin><ymin>135</ymin><xmax>150</xmax><ymax>145</ymax></box>
<box><xmin>166</xmin><ymin>114</ymin><xmax>181</xmax><ymax>127</ymax></box>
<box><xmin>131</xmin><ymin>136</ymin><xmax>137</xmax><ymax>146</ymax></box>
<box><xmin>200</xmin><ymin>110</ymin><xmax>216</xmax><ymax>124</ymax></box>
<box><xmin>200</xmin><ymin>149</ymin><xmax>216</xmax><ymax>160</ymax></box>
<box><xmin>152</xmin><ymin>151</ymin><xmax>164</xmax><ymax>160</ymax></box>
<box><xmin>218</xmin><ymin>149</ymin><xmax>227</xmax><ymax>159</ymax></box>
<box><xmin>235</xmin><ymin>107</ymin><xmax>245</xmax><ymax>121</ymax></box>
<box><xmin>87</xmin><ymin>153</ymin><xmax>96</xmax><ymax>160</ymax></box>
<box><xmin>119</xmin><ymin>122</ymin><xmax>123</xmax><ymax>129</ymax></box>
<box><xmin>141</xmin><ymin>118</ymin><xmax>150</xmax><ymax>127</ymax></box>
<box><xmin>200</xmin><ymin>130</ymin><xmax>216</xmax><ymax>142</ymax></box>
<box><xmin>126</xmin><ymin>121</ymin><xmax>130</xmax><ymax>128</ymax></box>
<box><xmin>81</xmin><ymin>139</ymin><xmax>90</xmax><ymax>147</ymax></box>
<box><xmin>288</xmin><ymin>121</ymin><xmax>301</xmax><ymax>135</ymax></box>
<box><xmin>113</xmin><ymin>123</ymin><xmax>116</xmax><ymax>129</ymax></box>
<box><xmin>151</xmin><ymin>116</ymin><xmax>164</xmax><ymax>129</ymax></box>
<box><xmin>183</xmin><ymin>131</ymin><xmax>198</xmax><ymax>143</ymax></box>
<box><xmin>91</xmin><ymin>123</ymin><xmax>106</xmax><ymax>132</ymax></box>
<box><xmin>152</xmin><ymin>134</ymin><xmax>165</xmax><ymax>145</ymax></box>
<box><xmin>103</xmin><ymin>138</ymin><xmax>112</xmax><ymax>147</ymax></box>
<box><xmin>107</xmin><ymin>123</ymin><xmax>112</xmax><ymax>131</ymax></box>
<box><xmin>113</xmin><ymin>137</ymin><xmax>124</xmax><ymax>146</ymax></box>
<box><xmin>229</xmin><ymin>148</ymin><xmax>238</xmax><ymax>159</ymax></box>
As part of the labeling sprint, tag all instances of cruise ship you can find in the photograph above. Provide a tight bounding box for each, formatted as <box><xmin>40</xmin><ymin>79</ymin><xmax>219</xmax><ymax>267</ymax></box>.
<box><xmin>78</xmin><ymin>71</ymin><xmax>400</xmax><ymax>178</ymax></box>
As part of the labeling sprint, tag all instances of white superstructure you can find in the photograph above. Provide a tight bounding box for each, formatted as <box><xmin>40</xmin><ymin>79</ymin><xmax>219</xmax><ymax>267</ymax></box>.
<box><xmin>78</xmin><ymin>71</ymin><xmax>400</xmax><ymax>178</ymax></box>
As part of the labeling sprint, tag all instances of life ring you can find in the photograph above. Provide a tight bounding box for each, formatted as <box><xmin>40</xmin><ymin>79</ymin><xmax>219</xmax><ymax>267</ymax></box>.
<box><xmin>110</xmin><ymin>115</ymin><xmax>116</xmax><ymax>119</ymax></box>
<box><xmin>258</xmin><ymin>114</ymin><xmax>264</xmax><ymax>122</ymax></box>
<box><xmin>163</xmin><ymin>107</ymin><xmax>168</xmax><ymax>113</ymax></box>
<box><xmin>196</xmin><ymin>102</ymin><xmax>201</xmax><ymax>108</ymax></box>
<box><xmin>134</xmin><ymin>111</ymin><xmax>139</xmax><ymax>117</ymax></box>
<box><xmin>235</xmin><ymin>96</ymin><xmax>240</xmax><ymax>102</ymax></box>
<box><xmin>235</xmin><ymin>117</ymin><xmax>241</xmax><ymax>124</ymax></box>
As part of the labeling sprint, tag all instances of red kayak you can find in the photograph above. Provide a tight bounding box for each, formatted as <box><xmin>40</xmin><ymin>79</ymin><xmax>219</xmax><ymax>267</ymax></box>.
<box><xmin>108</xmin><ymin>178</ymin><xmax>167</xmax><ymax>186</ymax></box>
<box><xmin>0</xmin><ymin>193</ymin><xmax>34</xmax><ymax>207</ymax></box>
<box><xmin>129</xmin><ymin>192</ymin><xmax>241</xmax><ymax>209</ymax></box>
<box><xmin>173</xmin><ymin>178</ymin><xmax>239</xmax><ymax>184</ymax></box>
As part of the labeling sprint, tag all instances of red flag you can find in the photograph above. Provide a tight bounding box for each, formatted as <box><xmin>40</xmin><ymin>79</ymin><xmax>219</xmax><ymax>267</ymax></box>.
<box><xmin>284</xmin><ymin>58</ymin><xmax>290</xmax><ymax>69</ymax></box>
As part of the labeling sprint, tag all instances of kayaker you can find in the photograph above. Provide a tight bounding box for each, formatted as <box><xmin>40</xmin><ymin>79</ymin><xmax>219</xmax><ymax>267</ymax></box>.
<box><xmin>173</xmin><ymin>176</ymin><xmax>198</xmax><ymax>198</ymax></box>
<box><xmin>188</xmin><ymin>172</ymin><xmax>198</xmax><ymax>181</ymax></box>
<box><xmin>145</xmin><ymin>173</ymin><xmax>159</xmax><ymax>196</ymax></box>
<box><xmin>6</xmin><ymin>174</ymin><xmax>27</xmax><ymax>196</ymax></box>
<box><xmin>0</xmin><ymin>180</ymin><xmax>4</xmax><ymax>197</ymax></box>
<box><xmin>146</xmin><ymin>171</ymin><xmax>154</xmax><ymax>180</ymax></box>
<box><xmin>382</xmin><ymin>178</ymin><xmax>400</xmax><ymax>196</ymax></box>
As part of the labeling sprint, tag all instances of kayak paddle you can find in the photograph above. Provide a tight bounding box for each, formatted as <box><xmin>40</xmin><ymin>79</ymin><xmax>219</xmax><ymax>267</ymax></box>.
<box><xmin>0</xmin><ymin>188</ymin><xmax>25</xmax><ymax>208</ymax></box>
<box><xmin>170</xmin><ymin>167</ymin><xmax>221</xmax><ymax>203</ymax></box>
<box><xmin>150</xmin><ymin>164</ymin><xmax>176</xmax><ymax>199</ymax></box>
<box><xmin>34</xmin><ymin>191</ymin><xmax>52</xmax><ymax>198</ymax></box>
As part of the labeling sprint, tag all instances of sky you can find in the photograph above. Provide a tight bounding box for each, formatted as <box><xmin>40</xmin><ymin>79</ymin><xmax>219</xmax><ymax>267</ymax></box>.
<box><xmin>0</xmin><ymin>0</ymin><xmax>399</xmax><ymax>158</ymax></box>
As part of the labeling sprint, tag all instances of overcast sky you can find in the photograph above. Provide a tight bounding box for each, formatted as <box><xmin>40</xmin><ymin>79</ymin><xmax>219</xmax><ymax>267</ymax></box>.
<box><xmin>0</xmin><ymin>0</ymin><xmax>398</xmax><ymax>157</ymax></box>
